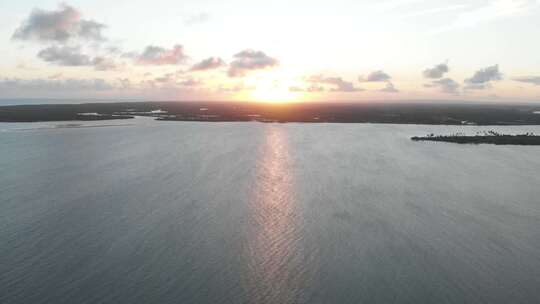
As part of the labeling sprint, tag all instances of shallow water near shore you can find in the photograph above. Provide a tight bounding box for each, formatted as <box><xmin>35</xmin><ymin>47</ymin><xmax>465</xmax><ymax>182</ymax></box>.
<box><xmin>1</xmin><ymin>118</ymin><xmax>540</xmax><ymax>304</ymax></box>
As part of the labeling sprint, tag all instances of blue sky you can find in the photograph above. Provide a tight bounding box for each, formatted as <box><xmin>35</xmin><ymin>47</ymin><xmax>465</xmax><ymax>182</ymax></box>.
<box><xmin>1</xmin><ymin>0</ymin><xmax>540</xmax><ymax>102</ymax></box>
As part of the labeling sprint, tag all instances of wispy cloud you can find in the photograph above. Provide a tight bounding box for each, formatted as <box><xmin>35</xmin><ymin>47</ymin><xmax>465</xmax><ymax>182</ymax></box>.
<box><xmin>370</xmin><ymin>0</ymin><xmax>428</xmax><ymax>13</ymax></box>
<box><xmin>424</xmin><ymin>78</ymin><xmax>460</xmax><ymax>94</ymax></box>
<box><xmin>513</xmin><ymin>76</ymin><xmax>540</xmax><ymax>85</ymax></box>
<box><xmin>431</xmin><ymin>0</ymin><xmax>539</xmax><ymax>34</ymax></box>
<box><xmin>399</xmin><ymin>4</ymin><xmax>470</xmax><ymax>19</ymax></box>
<box><xmin>184</xmin><ymin>13</ymin><xmax>211</xmax><ymax>26</ymax></box>
<box><xmin>0</xmin><ymin>77</ymin><xmax>115</xmax><ymax>92</ymax></box>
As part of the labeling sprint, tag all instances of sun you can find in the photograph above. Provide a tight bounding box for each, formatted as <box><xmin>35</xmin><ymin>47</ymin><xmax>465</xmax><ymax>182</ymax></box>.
<box><xmin>241</xmin><ymin>73</ymin><xmax>302</xmax><ymax>103</ymax></box>
<box><xmin>251</xmin><ymin>86</ymin><xmax>299</xmax><ymax>103</ymax></box>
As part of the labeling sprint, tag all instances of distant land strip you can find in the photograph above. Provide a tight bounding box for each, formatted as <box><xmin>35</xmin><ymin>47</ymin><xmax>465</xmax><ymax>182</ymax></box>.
<box><xmin>1</xmin><ymin>102</ymin><xmax>540</xmax><ymax>125</ymax></box>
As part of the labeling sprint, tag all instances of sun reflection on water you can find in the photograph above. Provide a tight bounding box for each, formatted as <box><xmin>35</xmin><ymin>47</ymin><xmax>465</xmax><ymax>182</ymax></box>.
<box><xmin>243</xmin><ymin>126</ymin><xmax>310</xmax><ymax>303</ymax></box>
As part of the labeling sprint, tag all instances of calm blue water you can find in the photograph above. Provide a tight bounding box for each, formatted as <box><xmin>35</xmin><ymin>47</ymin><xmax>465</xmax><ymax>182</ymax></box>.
<box><xmin>1</xmin><ymin>118</ymin><xmax>540</xmax><ymax>304</ymax></box>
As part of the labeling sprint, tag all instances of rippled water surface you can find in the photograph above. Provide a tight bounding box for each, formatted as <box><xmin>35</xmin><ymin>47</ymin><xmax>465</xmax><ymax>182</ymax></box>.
<box><xmin>1</xmin><ymin>118</ymin><xmax>540</xmax><ymax>304</ymax></box>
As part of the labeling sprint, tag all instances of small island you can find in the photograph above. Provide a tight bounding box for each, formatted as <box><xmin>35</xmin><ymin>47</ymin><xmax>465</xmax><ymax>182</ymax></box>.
<box><xmin>412</xmin><ymin>131</ymin><xmax>540</xmax><ymax>145</ymax></box>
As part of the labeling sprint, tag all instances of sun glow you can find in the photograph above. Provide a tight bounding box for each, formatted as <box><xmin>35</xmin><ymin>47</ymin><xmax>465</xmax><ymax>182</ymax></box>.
<box><xmin>251</xmin><ymin>87</ymin><xmax>300</xmax><ymax>103</ymax></box>
<box><xmin>242</xmin><ymin>73</ymin><xmax>303</xmax><ymax>103</ymax></box>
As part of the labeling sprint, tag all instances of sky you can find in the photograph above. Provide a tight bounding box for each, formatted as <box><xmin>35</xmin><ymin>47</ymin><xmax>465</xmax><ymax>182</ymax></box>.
<box><xmin>1</xmin><ymin>0</ymin><xmax>540</xmax><ymax>103</ymax></box>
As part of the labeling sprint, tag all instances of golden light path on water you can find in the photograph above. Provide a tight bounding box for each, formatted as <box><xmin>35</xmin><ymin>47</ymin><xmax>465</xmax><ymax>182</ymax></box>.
<box><xmin>243</xmin><ymin>126</ymin><xmax>313</xmax><ymax>304</ymax></box>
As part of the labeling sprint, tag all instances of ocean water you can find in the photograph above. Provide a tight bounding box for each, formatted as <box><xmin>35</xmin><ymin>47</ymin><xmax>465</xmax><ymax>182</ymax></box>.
<box><xmin>1</xmin><ymin>118</ymin><xmax>540</xmax><ymax>304</ymax></box>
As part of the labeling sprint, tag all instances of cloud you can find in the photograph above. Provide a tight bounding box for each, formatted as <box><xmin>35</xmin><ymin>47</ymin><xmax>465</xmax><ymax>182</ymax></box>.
<box><xmin>424</xmin><ymin>78</ymin><xmax>460</xmax><ymax>94</ymax></box>
<box><xmin>0</xmin><ymin>78</ymin><xmax>114</xmax><ymax>93</ymax></box>
<box><xmin>12</xmin><ymin>4</ymin><xmax>107</xmax><ymax>43</ymax></box>
<box><xmin>359</xmin><ymin>70</ymin><xmax>391</xmax><ymax>82</ymax></box>
<box><xmin>423</xmin><ymin>62</ymin><xmax>449</xmax><ymax>79</ymax></box>
<box><xmin>228</xmin><ymin>50</ymin><xmax>279</xmax><ymax>77</ymax></box>
<box><xmin>184</xmin><ymin>13</ymin><xmax>211</xmax><ymax>26</ymax></box>
<box><xmin>190</xmin><ymin>57</ymin><xmax>226</xmax><ymax>71</ymax></box>
<box><xmin>16</xmin><ymin>63</ymin><xmax>39</xmax><ymax>71</ymax></box>
<box><xmin>215</xmin><ymin>83</ymin><xmax>255</xmax><ymax>93</ymax></box>
<box><xmin>380</xmin><ymin>82</ymin><xmax>399</xmax><ymax>93</ymax></box>
<box><xmin>154</xmin><ymin>73</ymin><xmax>175</xmax><ymax>83</ymax></box>
<box><xmin>307</xmin><ymin>75</ymin><xmax>363</xmax><ymax>92</ymax></box>
<box><xmin>464</xmin><ymin>65</ymin><xmax>502</xmax><ymax>89</ymax></box>
<box><xmin>289</xmin><ymin>85</ymin><xmax>325</xmax><ymax>92</ymax></box>
<box><xmin>513</xmin><ymin>76</ymin><xmax>540</xmax><ymax>85</ymax></box>
<box><xmin>136</xmin><ymin>45</ymin><xmax>188</xmax><ymax>65</ymax></box>
<box><xmin>49</xmin><ymin>73</ymin><xmax>63</xmax><ymax>79</ymax></box>
<box><xmin>432</xmin><ymin>0</ymin><xmax>538</xmax><ymax>33</ymax></box>
<box><xmin>117</xmin><ymin>78</ymin><xmax>132</xmax><ymax>89</ymax></box>
<box><xmin>37</xmin><ymin>46</ymin><xmax>121</xmax><ymax>71</ymax></box>
<box><xmin>91</xmin><ymin>56</ymin><xmax>120</xmax><ymax>71</ymax></box>
<box><xmin>400</xmin><ymin>4</ymin><xmax>470</xmax><ymax>20</ymax></box>
<box><xmin>464</xmin><ymin>83</ymin><xmax>492</xmax><ymax>90</ymax></box>
<box><xmin>78</xmin><ymin>20</ymin><xmax>107</xmax><ymax>42</ymax></box>
<box><xmin>37</xmin><ymin>46</ymin><xmax>91</xmax><ymax>66</ymax></box>
<box><xmin>152</xmin><ymin>72</ymin><xmax>202</xmax><ymax>88</ymax></box>
<box><xmin>179</xmin><ymin>78</ymin><xmax>202</xmax><ymax>86</ymax></box>
<box><xmin>370</xmin><ymin>0</ymin><xmax>427</xmax><ymax>13</ymax></box>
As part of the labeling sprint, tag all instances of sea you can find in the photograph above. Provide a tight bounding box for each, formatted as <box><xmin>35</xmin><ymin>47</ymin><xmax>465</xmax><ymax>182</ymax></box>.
<box><xmin>1</xmin><ymin>116</ymin><xmax>539</xmax><ymax>304</ymax></box>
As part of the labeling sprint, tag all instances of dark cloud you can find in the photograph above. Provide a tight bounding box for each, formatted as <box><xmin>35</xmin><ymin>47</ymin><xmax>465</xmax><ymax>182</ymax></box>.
<box><xmin>380</xmin><ymin>82</ymin><xmax>399</xmax><ymax>93</ymax></box>
<box><xmin>464</xmin><ymin>65</ymin><xmax>502</xmax><ymax>89</ymax></box>
<box><xmin>136</xmin><ymin>45</ymin><xmax>188</xmax><ymax>65</ymax></box>
<box><xmin>358</xmin><ymin>70</ymin><xmax>391</xmax><ymax>82</ymax></box>
<box><xmin>228</xmin><ymin>50</ymin><xmax>279</xmax><ymax>77</ymax></box>
<box><xmin>12</xmin><ymin>4</ymin><xmax>107</xmax><ymax>43</ymax></box>
<box><xmin>423</xmin><ymin>62</ymin><xmax>449</xmax><ymax>79</ymax></box>
<box><xmin>37</xmin><ymin>46</ymin><xmax>91</xmax><ymax>66</ymax></box>
<box><xmin>424</xmin><ymin>78</ymin><xmax>460</xmax><ymax>94</ymax></box>
<box><xmin>307</xmin><ymin>75</ymin><xmax>363</xmax><ymax>92</ymax></box>
<box><xmin>190</xmin><ymin>57</ymin><xmax>225</xmax><ymax>71</ymax></box>
<box><xmin>513</xmin><ymin>76</ymin><xmax>540</xmax><ymax>85</ymax></box>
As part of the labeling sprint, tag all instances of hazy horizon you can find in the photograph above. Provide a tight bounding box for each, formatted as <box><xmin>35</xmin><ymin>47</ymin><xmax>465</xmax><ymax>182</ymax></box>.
<box><xmin>2</xmin><ymin>98</ymin><xmax>540</xmax><ymax>107</ymax></box>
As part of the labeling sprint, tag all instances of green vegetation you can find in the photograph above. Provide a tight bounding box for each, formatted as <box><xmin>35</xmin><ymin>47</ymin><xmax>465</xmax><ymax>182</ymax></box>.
<box><xmin>412</xmin><ymin>131</ymin><xmax>540</xmax><ymax>145</ymax></box>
